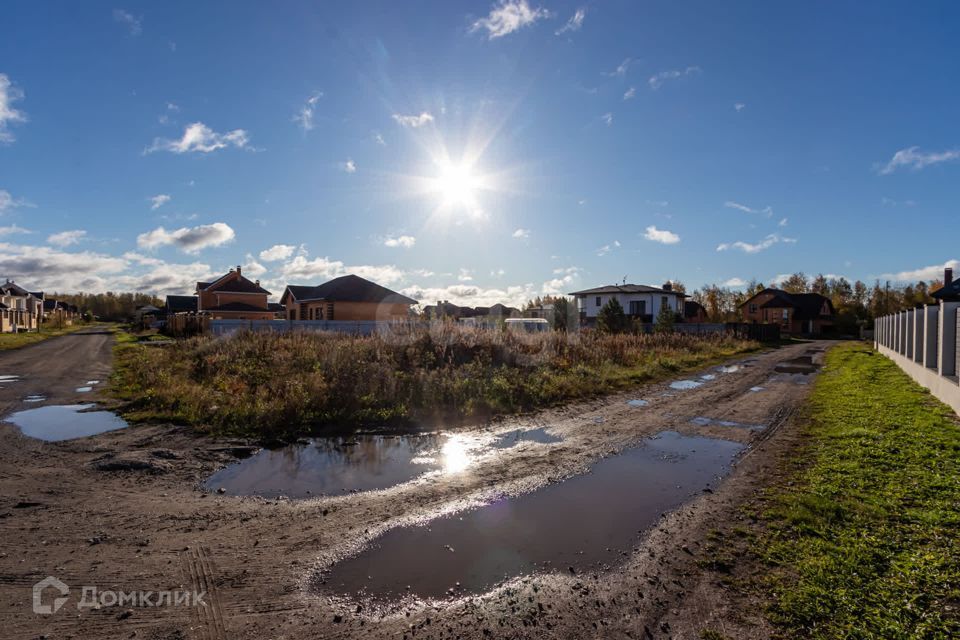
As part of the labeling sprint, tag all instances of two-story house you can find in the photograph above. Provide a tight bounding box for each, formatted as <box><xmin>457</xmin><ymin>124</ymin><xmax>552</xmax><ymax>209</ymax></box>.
<box><xmin>568</xmin><ymin>282</ymin><xmax>684</xmax><ymax>325</ymax></box>
<box><xmin>739</xmin><ymin>288</ymin><xmax>834</xmax><ymax>335</ymax></box>
<box><xmin>196</xmin><ymin>266</ymin><xmax>277</xmax><ymax>320</ymax></box>
<box><xmin>0</xmin><ymin>280</ymin><xmax>42</xmax><ymax>333</ymax></box>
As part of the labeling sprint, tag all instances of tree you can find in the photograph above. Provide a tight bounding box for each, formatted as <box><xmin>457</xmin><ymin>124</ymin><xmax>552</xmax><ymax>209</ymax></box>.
<box><xmin>654</xmin><ymin>302</ymin><xmax>675</xmax><ymax>333</ymax></box>
<box><xmin>666</xmin><ymin>280</ymin><xmax>686</xmax><ymax>295</ymax></box>
<box><xmin>781</xmin><ymin>272</ymin><xmax>809</xmax><ymax>293</ymax></box>
<box><xmin>596</xmin><ymin>298</ymin><xmax>629</xmax><ymax>333</ymax></box>
<box><xmin>552</xmin><ymin>296</ymin><xmax>574</xmax><ymax>331</ymax></box>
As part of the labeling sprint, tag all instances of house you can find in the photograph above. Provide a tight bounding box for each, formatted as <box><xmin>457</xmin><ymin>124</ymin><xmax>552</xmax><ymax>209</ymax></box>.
<box><xmin>740</xmin><ymin>288</ymin><xmax>834</xmax><ymax>335</ymax></box>
<box><xmin>0</xmin><ymin>280</ymin><xmax>42</xmax><ymax>332</ymax></box>
<box><xmin>422</xmin><ymin>300</ymin><xmax>477</xmax><ymax>320</ymax></box>
<box><xmin>932</xmin><ymin>267</ymin><xmax>959</xmax><ymax>302</ymax></box>
<box><xmin>684</xmin><ymin>300</ymin><xmax>708</xmax><ymax>323</ymax></box>
<box><xmin>280</xmin><ymin>274</ymin><xmax>417</xmax><ymax>321</ymax></box>
<box><xmin>568</xmin><ymin>282</ymin><xmax>684</xmax><ymax>325</ymax></box>
<box><xmin>196</xmin><ymin>266</ymin><xmax>276</xmax><ymax>320</ymax></box>
<box><xmin>165</xmin><ymin>295</ymin><xmax>198</xmax><ymax>315</ymax></box>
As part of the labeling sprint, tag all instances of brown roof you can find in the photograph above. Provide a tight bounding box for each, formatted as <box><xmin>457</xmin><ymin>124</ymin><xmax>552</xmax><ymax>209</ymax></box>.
<box><xmin>282</xmin><ymin>275</ymin><xmax>416</xmax><ymax>305</ymax></box>
<box><xmin>197</xmin><ymin>271</ymin><xmax>271</xmax><ymax>295</ymax></box>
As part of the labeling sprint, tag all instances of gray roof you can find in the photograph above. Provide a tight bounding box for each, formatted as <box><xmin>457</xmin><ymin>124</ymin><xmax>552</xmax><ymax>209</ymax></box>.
<box><xmin>568</xmin><ymin>284</ymin><xmax>681</xmax><ymax>296</ymax></box>
<box><xmin>282</xmin><ymin>275</ymin><xmax>417</xmax><ymax>305</ymax></box>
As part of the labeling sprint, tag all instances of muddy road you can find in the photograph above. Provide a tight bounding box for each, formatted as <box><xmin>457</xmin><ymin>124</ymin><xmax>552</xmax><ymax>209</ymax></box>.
<box><xmin>0</xmin><ymin>339</ymin><xmax>829</xmax><ymax>639</ymax></box>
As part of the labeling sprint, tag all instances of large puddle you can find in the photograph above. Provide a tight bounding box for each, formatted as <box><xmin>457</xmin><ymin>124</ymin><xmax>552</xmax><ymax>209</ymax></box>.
<box><xmin>3</xmin><ymin>404</ymin><xmax>129</xmax><ymax>441</ymax></box>
<box><xmin>318</xmin><ymin>431</ymin><xmax>745</xmax><ymax>601</ymax></box>
<box><xmin>206</xmin><ymin>428</ymin><xmax>562</xmax><ymax>498</ymax></box>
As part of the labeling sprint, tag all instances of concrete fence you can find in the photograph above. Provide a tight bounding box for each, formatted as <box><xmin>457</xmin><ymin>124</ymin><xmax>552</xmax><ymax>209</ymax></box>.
<box><xmin>209</xmin><ymin>319</ymin><xmax>392</xmax><ymax>336</ymax></box>
<box><xmin>874</xmin><ymin>301</ymin><xmax>960</xmax><ymax>415</ymax></box>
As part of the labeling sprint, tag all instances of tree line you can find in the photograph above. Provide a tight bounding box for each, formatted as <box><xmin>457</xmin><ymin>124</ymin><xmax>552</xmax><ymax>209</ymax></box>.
<box><xmin>48</xmin><ymin>292</ymin><xmax>164</xmax><ymax>322</ymax></box>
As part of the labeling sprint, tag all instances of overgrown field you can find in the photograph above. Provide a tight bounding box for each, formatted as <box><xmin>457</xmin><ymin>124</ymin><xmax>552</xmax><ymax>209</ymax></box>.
<box><xmin>760</xmin><ymin>342</ymin><xmax>960</xmax><ymax>638</ymax></box>
<box><xmin>111</xmin><ymin>325</ymin><xmax>757</xmax><ymax>438</ymax></box>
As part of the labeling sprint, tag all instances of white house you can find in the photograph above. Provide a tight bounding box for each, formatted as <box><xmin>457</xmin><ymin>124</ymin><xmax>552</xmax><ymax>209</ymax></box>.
<box><xmin>568</xmin><ymin>282</ymin><xmax>684</xmax><ymax>324</ymax></box>
<box><xmin>0</xmin><ymin>280</ymin><xmax>42</xmax><ymax>333</ymax></box>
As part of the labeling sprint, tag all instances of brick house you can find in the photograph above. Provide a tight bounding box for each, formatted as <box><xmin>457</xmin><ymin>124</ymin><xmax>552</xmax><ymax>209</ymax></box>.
<box><xmin>740</xmin><ymin>288</ymin><xmax>834</xmax><ymax>335</ymax></box>
<box><xmin>280</xmin><ymin>274</ymin><xmax>417</xmax><ymax>321</ymax></box>
<box><xmin>196</xmin><ymin>266</ymin><xmax>276</xmax><ymax>320</ymax></box>
<box><xmin>0</xmin><ymin>280</ymin><xmax>42</xmax><ymax>332</ymax></box>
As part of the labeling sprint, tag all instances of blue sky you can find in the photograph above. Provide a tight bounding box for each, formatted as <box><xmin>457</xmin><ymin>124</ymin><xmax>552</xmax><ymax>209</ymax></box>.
<box><xmin>1</xmin><ymin>0</ymin><xmax>958</xmax><ymax>306</ymax></box>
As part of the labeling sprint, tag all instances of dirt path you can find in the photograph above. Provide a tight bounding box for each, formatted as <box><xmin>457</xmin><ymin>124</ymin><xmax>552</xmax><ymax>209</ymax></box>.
<box><xmin>0</xmin><ymin>340</ymin><xmax>828</xmax><ymax>639</ymax></box>
<box><xmin>0</xmin><ymin>326</ymin><xmax>115</xmax><ymax>414</ymax></box>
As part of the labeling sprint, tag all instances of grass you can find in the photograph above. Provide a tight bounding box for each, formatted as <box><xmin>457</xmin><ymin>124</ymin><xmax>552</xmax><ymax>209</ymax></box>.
<box><xmin>0</xmin><ymin>322</ymin><xmax>94</xmax><ymax>350</ymax></box>
<box><xmin>111</xmin><ymin>325</ymin><xmax>759</xmax><ymax>440</ymax></box>
<box><xmin>758</xmin><ymin>342</ymin><xmax>960</xmax><ymax>638</ymax></box>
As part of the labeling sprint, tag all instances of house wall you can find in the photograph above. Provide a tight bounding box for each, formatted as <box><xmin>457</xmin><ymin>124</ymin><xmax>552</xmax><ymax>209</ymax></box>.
<box><xmin>198</xmin><ymin>290</ymin><xmax>269</xmax><ymax>311</ymax></box>
<box><xmin>287</xmin><ymin>300</ymin><xmax>411</xmax><ymax>321</ymax></box>
<box><xmin>577</xmin><ymin>292</ymin><xmax>681</xmax><ymax>319</ymax></box>
<box><xmin>205</xmin><ymin>309</ymin><xmax>276</xmax><ymax>320</ymax></box>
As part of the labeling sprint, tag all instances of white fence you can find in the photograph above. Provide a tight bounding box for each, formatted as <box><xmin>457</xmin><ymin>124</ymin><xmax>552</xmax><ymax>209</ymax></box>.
<box><xmin>875</xmin><ymin>302</ymin><xmax>960</xmax><ymax>415</ymax></box>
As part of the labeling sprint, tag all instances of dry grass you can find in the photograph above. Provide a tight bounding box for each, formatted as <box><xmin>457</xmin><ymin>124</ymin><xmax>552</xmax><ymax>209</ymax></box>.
<box><xmin>112</xmin><ymin>325</ymin><xmax>758</xmax><ymax>439</ymax></box>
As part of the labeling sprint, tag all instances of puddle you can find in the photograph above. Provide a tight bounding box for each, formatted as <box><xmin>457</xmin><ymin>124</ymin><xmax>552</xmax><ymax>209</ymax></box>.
<box><xmin>774</xmin><ymin>356</ymin><xmax>820</xmax><ymax>375</ymax></box>
<box><xmin>690</xmin><ymin>416</ymin><xmax>764</xmax><ymax>431</ymax></box>
<box><xmin>627</xmin><ymin>399</ymin><xmax>648</xmax><ymax>407</ymax></box>
<box><xmin>0</xmin><ymin>375</ymin><xmax>20</xmax><ymax>382</ymax></box>
<box><xmin>86</xmin><ymin>380</ymin><xmax>100</xmax><ymax>385</ymax></box>
<box><xmin>670</xmin><ymin>380</ymin><xmax>702</xmax><ymax>390</ymax></box>
<box><xmin>3</xmin><ymin>404</ymin><xmax>129</xmax><ymax>441</ymax></box>
<box><xmin>718</xmin><ymin>365</ymin><xmax>742</xmax><ymax>374</ymax></box>
<box><xmin>24</xmin><ymin>395</ymin><xmax>46</xmax><ymax>403</ymax></box>
<box><xmin>492</xmin><ymin>428</ymin><xmax>562</xmax><ymax>449</ymax></box>
<box><xmin>319</xmin><ymin>431</ymin><xmax>745</xmax><ymax>601</ymax></box>
<box><xmin>207</xmin><ymin>434</ymin><xmax>473</xmax><ymax>498</ymax></box>
<box><xmin>700</xmin><ymin>374</ymin><xmax>716</xmax><ymax>381</ymax></box>
<box><xmin>75</xmin><ymin>386</ymin><xmax>93</xmax><ymax>393</ymax></box>
<box><xmin>749</xmin><ymin>386</ymin><xmax>764</xmax><ymax>392</ymax></box>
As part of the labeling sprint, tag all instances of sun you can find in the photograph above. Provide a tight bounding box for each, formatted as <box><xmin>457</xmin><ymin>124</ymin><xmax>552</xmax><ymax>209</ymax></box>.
<box><xmin>435</xmin><ymin>162</ymin><xmax>479</xmax><ymax>207</ymax></box>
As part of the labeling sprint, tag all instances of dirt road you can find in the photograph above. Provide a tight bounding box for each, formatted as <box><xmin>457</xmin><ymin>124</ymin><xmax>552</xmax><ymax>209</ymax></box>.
<box><xmin>0</xmin><ymin>339</ymin><xmax>828</xmax><ymax>640</ymax></box>
<box><xmin>0</xmin><ymin>326</ymin><xmax>115</xmax><ymax>414</ymax></box>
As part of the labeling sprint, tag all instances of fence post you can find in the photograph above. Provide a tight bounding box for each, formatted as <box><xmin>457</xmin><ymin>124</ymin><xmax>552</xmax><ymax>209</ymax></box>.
<box><xmin>924</xmin><ymin>305</ymin><xmax>939</xmax><ymax>369</ymax></box>
<box><xmin>938</xmin><ymin>302</ymin><xmax>959</xmax><ymax>378</ymax></box>
<box><xmin>912</xmin><ymin>308</ymin><xmax>923</xmax><ymax>363</ymax></box>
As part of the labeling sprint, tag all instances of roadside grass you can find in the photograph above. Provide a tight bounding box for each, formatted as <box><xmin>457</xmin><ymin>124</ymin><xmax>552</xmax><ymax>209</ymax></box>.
<box><xmin>759</xmin><ymin>342</ymin><xmax>960</xmax><ymax>638</ymax></box>
<box><xmin>110</xmin><ymin>325</ymin><xmax>760</xmax><ymax>440</ymax></box>
<box><xmin>0</xmin><ymin>322</ymin><xmax>94</xmax><ymax>350</ymax></box>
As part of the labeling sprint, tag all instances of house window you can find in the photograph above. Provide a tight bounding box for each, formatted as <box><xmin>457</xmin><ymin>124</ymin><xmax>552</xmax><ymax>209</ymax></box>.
<box><xmin>629</xmin><ymin>300</ymin><xmax>646</xmax><ymax>316</ymax></box>
<box><xmin>596</xmin><ymin>296</ymin><xmax>602</xmax><ymax>307</ymax></box>
<box><xmin>749</xmin><ymin>303</ymin><xmax>758</xmax><ymax>313</ymax></box>
<box><xmin>661</xmin><ymin>296</ymin><xmax>669</xmax><ymax>311</ymax></box>
<box><xmin>782</xmin><ymin>309</ymin><xmax>789</xmax><ymax>322</ymax></box>
<box><xmin>326</xmin><ymin>303</ymin><xmax>334</xmax><ymax>320</ymax></box>
<box><xmin>763</xmin><ymin>309</ymin><xmax>768</xmax><ymax>322</ymax></box>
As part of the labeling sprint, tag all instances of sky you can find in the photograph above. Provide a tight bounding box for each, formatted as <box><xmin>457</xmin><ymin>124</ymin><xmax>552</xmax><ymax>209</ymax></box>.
<box><xmin>1</xmin><ymin>0</ymin><xmax>958</xmax><ymax>307</ymax></box>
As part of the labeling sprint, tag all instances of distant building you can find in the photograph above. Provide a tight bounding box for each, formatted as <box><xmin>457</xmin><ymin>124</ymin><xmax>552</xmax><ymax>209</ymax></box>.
<box><xmin>196</xmin><ymin>266</ymin><xmax>276</xmax><ymax>320</ymax></box>
<box><xmin>165</xmin><ymin>295</ymin><xmax>198</xmax><ymax>315</ymax></box>
<box><xmin>0</xmin><ymin>280</ymin><xmax>42</xmax><ymax>333</ymax></box>
<box><xmin>932</xmin><ymin>267</ymin><xmax>959</xmax><ymax>302</ymax></box>
<box><xmin>739</xmin><ymin>288</ymin><xmax>834</xmax><ymax>335</ymax></box>
<box><xmin>280</xmin><ymin>274</ymin><xmax>417</xmax><ymax>321</ymax></box>
<box><xmin>568</xmin><ymin>282</ymin><xmax>684</xmax><ymax>325</ymax></box>
<box><xmin>684</xmin><ymin>300</ymin><xmax>708</xmax><ymax>323</ymax></box>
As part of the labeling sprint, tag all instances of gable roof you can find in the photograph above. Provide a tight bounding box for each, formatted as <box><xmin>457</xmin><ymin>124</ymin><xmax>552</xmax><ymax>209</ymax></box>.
<box><xmin>282</xmin><ymin>274</ymin><xmax>417</xmax><ymax>305</ymax></box>
<box><xmin>197</xmin><ymin>270</ymin><xmax>271</xmax><ymax>295</ymax></box>
<box><xmin>568</xmin><ymin>284</ymin><xmax>683</xmax><ymax>296</ymax></box>
<box><xmin>932</xmin><ymin>279</ymin><xmax>960</xmax><ymax>301</ymax></box>
<box><xmin>1</xmin><ymin>281</ymin><xmax>32</xmax><ymax>297</ymax></box>
<box><xmin>684</xmin><ymin>300</ymin><xmax>706</xmax><ymax>316</ymax></box>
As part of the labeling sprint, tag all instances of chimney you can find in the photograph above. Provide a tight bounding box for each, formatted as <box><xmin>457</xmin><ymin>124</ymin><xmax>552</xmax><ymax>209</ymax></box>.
<box><xmin>255</xmin><ymin>279</ymin><xmax>260</xmax><ymax>286</ymax></box>
<box><xmin>662</xmin><ymin>281</ymin><xmax>672</xmax><ymax>292</ymax></box>
<box><xmin>946</xmin><ymin>267</ymin><xmax>953</xmax><ymax>287</ymax></box>
<box><xmin>236</xmin><ymin>265</ymin><xmax>242</xmax><ymax>275</ymax></box>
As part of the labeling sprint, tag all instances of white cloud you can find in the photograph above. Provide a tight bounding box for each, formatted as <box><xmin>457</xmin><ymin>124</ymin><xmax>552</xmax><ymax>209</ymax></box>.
<box><xmin>623</xmin><ymin>87</ymin><xmax>636</xmax><ymax>100</ymax></box>
<box><xmin>403</xmin><ymin>283</ymin><xmax>537</xmax><ymax>309</ymax></box>
<box><xmin>723</xmin><ymin>277</ymin><xmax>747</xmax><ymax>288</ymax></box>
<box><xmin>0</xmin><ymin>74</ymin><xmax>27</xmax><ymax>144</ymax></box>
<box><xmin>0</xmin><ymin>188</ymin><xmax>31</xmax><ymax>213</ymax></box>
<box><xmin>0</xmin><ymin>242</ymin><xmax>127</xmax><ymax>292</ymax></box>
<box><xmin>145</xmin><ymin>122</ymin><xmax>250</xmax><ymax>154</ymax></box>
<box><xmin>384</xmin><ymin>235</ymin><xmax>416</xmax><ymax>249</ymax></box>
<box><xmin>648</xmin><ymin>66</ymin><xmax>702</xmax><ymax>90</ymax></box>
<box><xmin>512</xmin><ymin>228</ymin><xmax>530</xmax><ymax>239</ymax></box>
<box><xmin>543</xmin><ymin>266</ymin><xmax>582</xmax><ymax>295</ymax></box>
<box><xmin>242</xmin><ymin>254</ymin><xmax>267</xmax><ymax>277</ymax></box>
<box><xmin>778</xmin><ymin>217</ymin><xmax>788</xmax><ymax>227</ymax></box>
<box><xmin>137</xmin><ymin>222</ymin><xmax>236</xmax><ymax>253</ymax></box>
<box><xmin>47</xmin><ymin>230</ymin><xmax>86</xmax><ymax>247</ymax></box>
<box><xmin>0</xmin><ymin>224</ymin><xmax>30</xmax><ymax>237</ymax></box>
<box><xmin>878</xmin><ymin>146</ymin><xmax>960</xmax><ymax>175</ymax></box>
<box><xmin>458</xmin><ymin>268</ymin><xmax>474</xmax><ymax>282</ymax></box>
<box><xmin>601</xmin><ymin>112</ymin><xmax>613</xmax><ymax>126</ymax></box>
<box><xmin>373</xmin><ymin>131</ymin><xmax>386</xmax><ymax>146</ymax></box>
<box><xmin>392</xmin><ymin>112</ymin><xmax>434</xmax><ymax>128</ymax></box>
<box><xmin>555</xmin><ymin>7</ymin><xmax>586</xmax><ymax>35</ymax></box>
<box><xmin>596</xmin><ymin>240</ymin><xmax>621</xmax><ymax>256</ymax></box>
<box><xmin>643</xmin><ymin>225</ymin><xmax>680</xmax><ymax>245</ymax></box>
<box><xmin>259</xmin><ymin>244</ymin><xmax>296</xmax><ymax>262</ymax></box>
<box><xmin>724</xmin><ymin>200</ymin><xmax>773</xmax><ymax>217</ymax></box>
<box><xmin>150</xmin><ymin>194</ymin><xmax>171</xmax><ymax>210</ymax></box>
<box><xmin>278</xmin><ymin>254</ymin><xmax>405</xmax><ymax>286</ymax></box>
<box><xmin>342</xmin><ymin>159</ymin><xmax>357</xmax><ymax>173</ymax></box>
<box><xmin>293</xmin><ymin>92</ymin><xmax>323</xmax><ymax>131</ymax></box>
<box><xmin>717</xmin><ymin>233</ymin><xmax>796</xmax><ymax>254</ymax></box>
<box><xmin>881</xmin><ymin>259</ymin><xmax>959</xmax><ymax>283</ymax></box>
<box><xmin>470</xmin><ymin>0</ymin><xmax>551</xmax><ymax>39</ymax></box>
<box><xmin>734</xmin><ymin>102</ymin><xmax>746</xmax><ymax>112</ymax></box>
<box><xmin>112</xmin><ymin>260</ymin><xmax>217</xmax><ymax>296</ymax></box>
<box><xmin>112</xmin><ymin>9</ymin><xmax>142</xmax><ymax>36</ymax></box>
<box><xmin>603</xmin><ymin>58</ymin><xmax>632</xmax><ymax>77</ymax></box>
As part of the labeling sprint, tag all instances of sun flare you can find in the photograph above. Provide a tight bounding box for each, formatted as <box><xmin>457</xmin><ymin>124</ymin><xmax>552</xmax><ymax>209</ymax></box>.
<box><xmin>435</xmin><ymin>162</ymin><xmax>480</xmax><ymax>208</ymax></box>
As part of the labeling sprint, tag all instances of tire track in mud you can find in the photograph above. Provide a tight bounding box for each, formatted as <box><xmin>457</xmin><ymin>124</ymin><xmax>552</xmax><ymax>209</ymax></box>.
<box><xmin>181</xmin><ymin>546</ymin><xmax>227</xmax><ymax>640</ymax></box>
